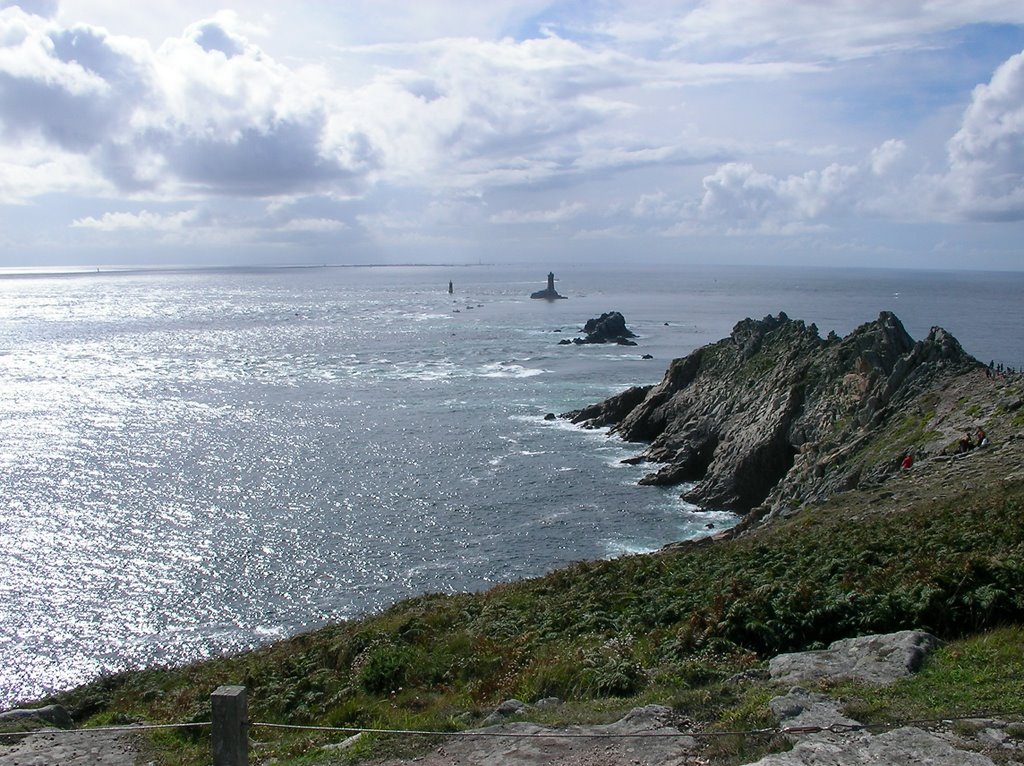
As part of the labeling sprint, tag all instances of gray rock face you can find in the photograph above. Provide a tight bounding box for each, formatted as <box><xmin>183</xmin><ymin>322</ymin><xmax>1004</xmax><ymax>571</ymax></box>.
<box><xmin>481</xmin><ymin>698</ymin><xmax>530</xmax><ymax>726</ymax></box>
<box><xmin>752</xmin><ymin>651</ymin><xmax>997</xmax><ymax>766</ymax></box>
<box><xmin>562</xmin><ymin>385</ymin><xmax>651</xmax><ymax>429</ymax></box>
<box><xmin>768</xmin><ymin>630</ymin><xmax>942</xmax><ymax>686</ymax></box>
<box><xmin>746</xmin><ymin>726</ymin><xmax>997</xmax><ymax>766</ymax></box>
<box><xmin>768</xmin><ymin>687</ymin><xmax>862</xmax><ymax>733</ymax></box>
<box><xmin>559</xmin><ymin>311</ymin><xmax>638</xmax><ymax>345</ymax></box>
<box><xmin>564</xmin><ymin>311</ymin><xmax>978</xmax><ymax>514</ymax></box>
<box><xmin>0</xmin><ymin>704</ymin><xmax>73</xmax><ymax>728</ymax></box>
<box><xmin>582</xmin><ymin>312</ymin><xmax>635</xmax><ymax>342</ymax></box>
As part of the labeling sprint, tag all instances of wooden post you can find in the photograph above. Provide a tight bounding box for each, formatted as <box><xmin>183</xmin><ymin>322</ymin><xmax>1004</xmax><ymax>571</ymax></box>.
<box><xmin>211</xmin><ymin>685</ymin><xmax>248</xmax><ymax>766</ymax></box>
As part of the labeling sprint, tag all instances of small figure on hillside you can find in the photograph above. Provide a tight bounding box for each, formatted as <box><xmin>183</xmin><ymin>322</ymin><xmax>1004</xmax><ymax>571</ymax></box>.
<box><xmin>958</xmin><ymin>433</ymin><xmax>975</xmax><ymax>454</ymax></box>
<box><xmin>900</xmin><ymin>453</ymin><xmax>914</xmax><ymax>471</ymax></box>
<box><xmin>975</xmin><ymin>428</ymin><xmax>989</xmax><ymax>448</ymax></box>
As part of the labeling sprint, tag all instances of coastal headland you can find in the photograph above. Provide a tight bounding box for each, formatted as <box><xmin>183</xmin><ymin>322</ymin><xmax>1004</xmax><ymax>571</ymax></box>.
<box><xmin>4</xmin><ymin>311</ymin><xmax>1023</xmax><ymax>766</ymax></box>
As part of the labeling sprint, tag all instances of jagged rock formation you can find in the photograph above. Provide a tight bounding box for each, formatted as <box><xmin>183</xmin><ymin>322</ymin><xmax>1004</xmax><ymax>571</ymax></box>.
<box><xmin>558</xmin><ymin>311</ymin><xmax>638</xmax><ymax>345</ymax></box>
<box><xmin>564</xmin><ymin>311</ymin><xmax>979</xmax><ymax>516</ymax></box>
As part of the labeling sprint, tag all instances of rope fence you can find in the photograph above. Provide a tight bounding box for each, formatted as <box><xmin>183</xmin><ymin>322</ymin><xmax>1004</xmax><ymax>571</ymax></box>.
<box><xmin>1</xmin><ymin>685</ymin><xmax>1020</xmax><ymax>766</ymax></box>
<box><xmin>0</xmin><ymin>721</ymin><xmax>209</xmax><ymax>738</ymax></box>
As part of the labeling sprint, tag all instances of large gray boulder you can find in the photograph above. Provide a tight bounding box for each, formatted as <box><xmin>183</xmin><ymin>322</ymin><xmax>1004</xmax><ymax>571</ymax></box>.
<box><xmin>768</xmin><ymin>630</ymin><xmax>942</xmax><ymax>686</ymax></box>
<box><xmin>0</xmin><ymin>704</ymin><xmax>73</xmax><ymax>728</ymax></box>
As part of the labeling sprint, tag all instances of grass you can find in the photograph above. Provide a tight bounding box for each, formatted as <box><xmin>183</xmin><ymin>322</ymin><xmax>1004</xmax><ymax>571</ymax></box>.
<box><xmin>833</xmin><ymin>626</ymin><xmax>1024</xmax><ymax>725</ymax></box>
<box><xmin>28</xmin><ymin>476</ymin><xmax>1024</xmax><ymax>765</ymax></box>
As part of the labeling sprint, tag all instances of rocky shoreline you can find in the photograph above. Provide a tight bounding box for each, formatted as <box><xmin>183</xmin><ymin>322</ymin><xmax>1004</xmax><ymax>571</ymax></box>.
<box><xmin>563</xmin><ymin>311</ymin><xmax>1005</xmax><ymax>525</ymax></box>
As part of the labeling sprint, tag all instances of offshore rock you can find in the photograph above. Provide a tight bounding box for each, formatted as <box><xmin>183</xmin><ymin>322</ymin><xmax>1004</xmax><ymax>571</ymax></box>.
<box><xmin>558</xmin><ymin>311</ymin><xmax>638</xmax><ymax>345</ymax></box>
<box><xmin>563</xmin><ymin>311</ymin><xmax>979</xmax><ymax>515</ymax></box>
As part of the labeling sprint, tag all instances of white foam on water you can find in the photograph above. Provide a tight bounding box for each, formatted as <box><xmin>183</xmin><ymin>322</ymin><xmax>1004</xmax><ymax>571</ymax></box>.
<box><xmin>478</xmin><ymin>361</ymin><xmax>547</xmax><ymax>378</ymax></box>
<box><xmin>601</xmin><ymin>539</ymin><xmax>660</xmax><ymax>557</ymax></box>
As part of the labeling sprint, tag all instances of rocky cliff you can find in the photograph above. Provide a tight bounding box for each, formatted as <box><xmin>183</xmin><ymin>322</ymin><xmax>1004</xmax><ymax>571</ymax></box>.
<box><xmin>564</xmin><ymin>311</ymin><xmax>981</xmax><ymax>518</ymax></box>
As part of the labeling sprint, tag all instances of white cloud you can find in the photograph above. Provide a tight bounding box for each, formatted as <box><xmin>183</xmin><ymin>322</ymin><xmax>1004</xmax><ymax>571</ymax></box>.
<box><xmin>0</xmin><ymin>8</ymin><xmax>378</xmax><ymax>197</ymax></box>
<box><xmin>693</xmin><ymin>161</ymin><xmax>861</xmax><ymax>233</ymax></box>
<box><xmin>870</xmin><ymin>139</ymin><xmax>906</xmax><ymax>176</ymax></box>
<box><xmin>71</xmin><ymin>208</ymin><xmax>197</xmax><ymax>231</ymax></box>
<box><xmin>277</xmin><ymin>217</ymin><xmax>346</xmax><ymax>232</ymax></box>
<box><xmin>571</xmin><ymin>225</ymin><xmax>632</xmax><ymax>240</ymax></box>
<box><xmin>944</xmin><ymin>50</ymin><xmax>1024</xmax><ymax>220</ymax></box>
<box><xmin>600</xmin><ymin>1</ymin><xmax>1024</xmax><ymax>63</ymax></box>
<box><xmin>0</xmin><ymin>142</ymin><xmax>105</xmax><ymax>202</ymax></box>
<box><xmin>631</xmin><ymin>191</ymin><xmax>680</xmax><ymax>220</ymax></box>
<box><xmin>649</xmin><ymin>134</ymin><xmax>914</xmax><ymax>235</ymax></box>
<box><xmin>489</xmin><ymin>200</ymin><xmax>584</xmax><ymax>224</ymax></box>
<box><xmin>0</xmin><ymin>3</ymin><xmax>1022</xmax><ymax>266</ymax></box>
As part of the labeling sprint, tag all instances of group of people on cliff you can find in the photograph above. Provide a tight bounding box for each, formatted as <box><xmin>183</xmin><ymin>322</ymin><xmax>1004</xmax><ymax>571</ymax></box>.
<box><xmin>986</xmin><ymin>361</ymin><xmax>1019</xmax><ymax>379</ymax></box>
<box><xmin>958</xmin><ymin>428</ymin><xmax>989</xmax><ymax>453</ymax></box>
<box><xmin>904</xmin><ymin>427</ymin><xmax>990</xmax><ymax>470</ymax></box>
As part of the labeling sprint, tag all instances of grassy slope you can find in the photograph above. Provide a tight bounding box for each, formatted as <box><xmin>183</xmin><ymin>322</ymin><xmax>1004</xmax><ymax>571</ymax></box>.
<box><xmin>32</xmin><ymin>464</ymin><xmax>1024</xmax><ymax>765</ymax></box>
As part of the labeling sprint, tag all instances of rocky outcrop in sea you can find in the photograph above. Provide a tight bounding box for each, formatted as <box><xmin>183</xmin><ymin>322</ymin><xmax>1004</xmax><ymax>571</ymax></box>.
<box><xmin>564</xmin><ymin>311</ymin><xmax>979</xmax><ymax>518</ymax></box>
<box><xmin>559</xmin><ymin>311</ymin><xmax>637</xmax><ymax>345</ymax></box>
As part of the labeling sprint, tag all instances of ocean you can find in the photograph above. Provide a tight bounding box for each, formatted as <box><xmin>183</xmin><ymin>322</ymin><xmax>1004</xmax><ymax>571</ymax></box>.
<box><xmin>1</xmin><ymin>263</ymin><xmax>1022</xmax><ymax>706</ymax></box>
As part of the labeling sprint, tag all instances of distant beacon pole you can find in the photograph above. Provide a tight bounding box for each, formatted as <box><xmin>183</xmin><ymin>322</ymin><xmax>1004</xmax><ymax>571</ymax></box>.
<box><xmin>212</xmin><ymin>685</ymin><xmax>249</xmax><ymax>766</ymax></box>
<box><xmin>547</xmin><ymin>272</ymin><xmax>555</xmax><ymax>292</ymax></box>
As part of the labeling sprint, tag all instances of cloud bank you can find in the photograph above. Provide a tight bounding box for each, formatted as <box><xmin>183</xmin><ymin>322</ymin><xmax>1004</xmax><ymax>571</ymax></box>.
<box><xmin>0</xmin><ymin>2</ymin><xmax>1022</xmax><ymax>266</ymax></box>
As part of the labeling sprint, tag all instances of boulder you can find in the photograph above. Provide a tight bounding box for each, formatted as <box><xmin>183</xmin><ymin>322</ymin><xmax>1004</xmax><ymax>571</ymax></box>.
<box><xmin>482</xmin><ymin>698</ymin><xmax>530</xmax><ymax>726</ymax></box>
<box><xmin>582</xmin><ymin>311</ymin><xmax>635</xmax><ymax>343</ymax></box>
<box><xmin>768</xmin><ymin>630</ymin><xmax>942</xmax><ymax>686</ymax></box>
<box><xmin>0</xmin><ymin>704</ymin><xmax>74</xmax><ymax>728</ymax></box>
<box><xmin>560</xmin><ymin>311</ymin><xmax>638</xmax><ymax>345</ymax></box>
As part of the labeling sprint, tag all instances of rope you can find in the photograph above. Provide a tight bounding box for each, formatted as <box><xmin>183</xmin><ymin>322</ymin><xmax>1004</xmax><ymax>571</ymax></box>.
<box><xmin>252</xmin><ymin>721</ymin><xmax>751</xmax><ymax>738</ymax></box>
<box><xmin>0</xmin><ymin>721</ymin><xmax>210</xmax><ymax>739</ymax></box>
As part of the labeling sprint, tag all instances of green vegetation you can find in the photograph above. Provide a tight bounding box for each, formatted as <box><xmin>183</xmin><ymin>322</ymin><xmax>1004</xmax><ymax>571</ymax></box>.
<box><xmin>35</xmin><ymin>477</ymin><xmax>1024</xmax><ymax>765</ymax></box>
<box><xmin>834</xmin><ymin>626</ymin><xmax>1024</xmax><ymax>724</ymax></box>
<box><xmin>852</xmin><ymin>400</ymin><xmax>941</xmax><ymax>467</ymax></box>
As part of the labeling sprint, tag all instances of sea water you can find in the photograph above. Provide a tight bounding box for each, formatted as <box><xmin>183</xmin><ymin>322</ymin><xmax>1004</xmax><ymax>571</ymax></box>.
<box><xmin>1</xmin><ymin>263</ymin><xmax>1022</xmax><ymax>706</ymax></box>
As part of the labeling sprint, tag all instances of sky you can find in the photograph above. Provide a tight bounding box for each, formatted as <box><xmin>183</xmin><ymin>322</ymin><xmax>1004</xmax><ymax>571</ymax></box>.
<box><xmin>1</xmin><ymin>1</ymin><xmax>1023</xmax><ymax>270</ymax></box>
